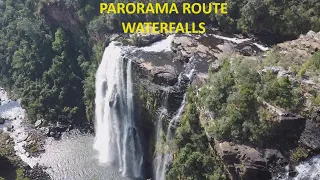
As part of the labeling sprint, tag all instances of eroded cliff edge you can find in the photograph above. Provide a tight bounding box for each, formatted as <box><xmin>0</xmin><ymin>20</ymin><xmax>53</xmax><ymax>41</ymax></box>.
<box><xmin>123</xmin><ymin>31</ymin><xmax>320</xmax><ymax>179</ymax></box>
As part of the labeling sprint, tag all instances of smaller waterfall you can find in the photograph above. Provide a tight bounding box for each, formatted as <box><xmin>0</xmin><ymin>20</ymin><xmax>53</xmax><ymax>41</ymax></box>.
<box><xmin>159</xmin><ymin>94</ymin><xmax>187</xmax><ymax>179</ymax></box>
<box><xmin>277</xmin><ymin>156</ymin><xmax>320</xmax><ymax>180</ymax></box>
<box><xmin>153</xmin><ymin>91</ymin><xmax>169</xmax><ymax>180</ymax></box>
<box><xmin>154</xmin><ymin>68</ymin><xmax>195</xmax><ymax>180</ymax></box>
<box><xmin>153</xmin><ymin>108</ymin><xmax>168</xmax><ymax>180</ymax></box>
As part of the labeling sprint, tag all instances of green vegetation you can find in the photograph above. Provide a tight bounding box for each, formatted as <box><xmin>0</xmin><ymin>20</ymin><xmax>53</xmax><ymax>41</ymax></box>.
<box><xmin>0</xmin><ymin>0</ymin><xmax>318</xmax><ymax>126</ymax></box>
<box><xmin>258</xmin><ymin>72</ymin><xmax>301</xmax><ymax>110</ymax></box>
<box><xmin>311</xmin><ymin>51</ymin><xmax>320</xmax><ymax>69</ymax></box>
<box><xmin>199</xmin><ymin>58</ymin><xmax>301</xmax><ymax>144</ymax></box>
<box><xmin>0</xmin><ymin>0</ymin><xmax>103</xmax><ymax>125</ymax></box>
<box><xmin>218</xmin><ymin>0</ymin><xmax>320</xmax><ymax>41</ymax></box>
<box><xmin>291</xmin><ymin>146</ymin><xmax>309</xmax><ymax>162</ymax></box>
<box><xmin>167</xmin><ymin>89</ymin><xmax>227</xmax><ymax>180</ymax></box>
<box><xmin>15</xmin><ymin>168</ymin><xmax>29</xmax><ymax>180</ymax></box>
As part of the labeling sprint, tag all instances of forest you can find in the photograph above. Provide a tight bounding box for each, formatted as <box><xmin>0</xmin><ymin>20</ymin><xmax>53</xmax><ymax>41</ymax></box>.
<box><xmin>0</xmin><ymin>0</ymin><xmax>319</xmax><ymax>127</ymax></box>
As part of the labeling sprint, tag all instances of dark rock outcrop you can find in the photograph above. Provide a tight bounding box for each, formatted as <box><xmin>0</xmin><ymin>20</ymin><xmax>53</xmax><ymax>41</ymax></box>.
<box><xmin>216</xmin><ymin>141</ymin><xmax>271</xmax><ymax>180</ymax></box>
<box><xmin>215</xmin><ymin>141</ymin><xmax>287</xmax><ymax>180</ymax></box>
<box><xmin>0</xmin><ymin>118</ymin><xmax>5</xmax><ymax>124</ymax></box>
<box><xmin>300</xmin><ymin>109</ymin><xmax>320</xmax><ymax>150</ymax></box>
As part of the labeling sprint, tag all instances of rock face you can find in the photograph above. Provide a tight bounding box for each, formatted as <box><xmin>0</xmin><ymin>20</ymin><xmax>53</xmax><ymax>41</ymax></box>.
<box><xmin>0</xmin><ymin>118</ymin><xmax>5</xmax><ymax>124</ymax></box>
<box><xmin>215</xmin><ymin>141</ymin><xmax>287</xmax><ymax>180</ymax></box>
<box><xmin>300</xmin><ymin>109</ymin><xmax>320</xmax><ymax>151</ymax></box>
<box><xmin>129</xmin><ymin>33</ymin><xmax>165</xmax><ymax>47</ymax></box>
<box><xmin>136</xmin><ymin>60</ymin><xmax>179</xmax><ymax>86</ymax></box>
<box><xmin>125</xmin><ymin>31</ymin><xmax>319</xmax><ymax>179</ymax></box>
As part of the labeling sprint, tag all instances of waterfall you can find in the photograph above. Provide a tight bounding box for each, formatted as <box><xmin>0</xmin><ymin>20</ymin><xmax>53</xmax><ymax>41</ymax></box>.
<box><xmin>153</xmin><ymin>91</ymin><xmax>169</xmax><ymax>180</ymax></box>
<box><xmin>154</xmin><ymin>68</ymin><xmax>195</xmax><ymax>180</ymax></box>
<box><xmin>159</xmin><ymin>94</ymin><xmax>187</xmax><ymax>179</ymax></box>
<box><xmin>153</xmin><ymin>107</ymin><xmax>168</xmax><ymax>180</ymax></box>
<box><xmin>94</xmin><ymin>42</ymin><xmax>143</xmax><ymax>178</ymax></box>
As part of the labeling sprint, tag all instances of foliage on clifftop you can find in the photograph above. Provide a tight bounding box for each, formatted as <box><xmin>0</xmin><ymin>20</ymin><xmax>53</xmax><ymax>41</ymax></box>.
<box><xmin>0</xmin><ymin>0</ymin><xmax>102</xmax><ymax>125</ymax></box>
<box><xmin>0</xmin><ymin>0</ymin><xmax>319</xmax><ymax>126</ymax></box>
<box><xmin>199</xmin><ymin>54</ymin><xmax>305</xmax><ymax>145</ymax></box>
<box><xmin>167</xmin><ymin>89</ymin><xmax>228</xmax><ymax>180</ymax></box>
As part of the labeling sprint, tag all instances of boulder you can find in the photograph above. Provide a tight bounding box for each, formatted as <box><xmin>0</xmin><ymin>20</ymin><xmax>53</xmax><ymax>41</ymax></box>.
<box><xmin>127</xmin><ymin>33</ymin><xmax>165</xmax><ymax>47</ymax></box>
<box><xmin>0</xmin><ymin>118</ymin><xmax>5</xmax><ymax>124</ymax></box>
<box><xmin>17</xmin><ymin>132</ymin><xmax>29</xmax><ymax>143</ymax></box>
<box><xmin>49</xmin><ymin>131</ymin><xmax>55</xmax><ymax>137</ymax></box>
<box><xmin>215</xmin><ymin>141</ymin><xmax>287</xmax><ymax>180</ymax></box>
<box><xmin>34</xmin><ymin>119</ymin><xmax>43</xmax><ymax>128</ymax></box>
<box><xmin>55</xmin><ymin>122</ymin><xmax>69</xmax><ymax>132</ymax></box>
<box><xmin>137</xmin><ymin>59</ymin><xmax>179</xmax><ymax>86</ymax></box>
<box><xmin>171</xmin><ymin>35</ymin><xmax>216</xmax><ymax>63</ymax></box>
<box><xmin>39</xmin><ymin>127</ymin><xmax>50</xmax><ymax>136</ymax></box>
<box><xmin>240</xmin><ymin>45</ymin><xmax>255</xmax><ymax>56</ymax></box>
<box><xmin>300</xmin><ymin>119</ymin><xmax>320</xmax><ymax>151</ymax></box>
<box><xmin>152</xmin><ymin>65</ymin><xmax>179</xmax><ymax>86</ymax></box>
<box><xmin>278</xmin><ymin>113</ymin><xmax>306</xmax><ymax>131</ymax></box>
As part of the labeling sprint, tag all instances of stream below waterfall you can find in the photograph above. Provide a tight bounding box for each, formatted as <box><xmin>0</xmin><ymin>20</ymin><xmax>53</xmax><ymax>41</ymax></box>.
<box><xmin>0</xmin><ymin>33</ymin><xmax>319</xmax><ymax>180</ymax></box>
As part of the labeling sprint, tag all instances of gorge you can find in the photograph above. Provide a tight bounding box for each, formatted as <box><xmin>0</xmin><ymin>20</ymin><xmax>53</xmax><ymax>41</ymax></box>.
<box><xmin>0</xmin><ymin>31</ymin><xmax>320</xmax><ymax>180</ymax></box>
<box><xmin>1</xmin><ymin>1</ymin><xmax>320</xmax><ymax>179</ymax></box>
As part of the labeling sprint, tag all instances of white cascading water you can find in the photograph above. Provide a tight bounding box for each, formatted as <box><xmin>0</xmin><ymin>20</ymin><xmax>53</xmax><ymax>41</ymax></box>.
<box><xmin>159</xmin><ymin>94</ymin><xmax>187</xmax><ymax>180</ymax></box>
<box><xmin>94</xmin><ymin>42</ymin><xmax>143</xmax><ymax>178</ymax></box>
<box><xmin>277</xmin><ymin>156</ymin><xmax>320</xmax><ymax>180</ymax></box>
<box><xmin>153</xmin><ymin>91</ymin><xmax>169</xmax><ymax>180</ymax></box>
<box><xmin>293</xmin><ymin>156</ymin><xmax>320</xmax><ymax>180</ymax></box>
<box><xmin>155</xmin><ymin>68</ymin><xmax>194</xmax><ymax>180</ymax></box>
<box><xmin>153</xmin><ymin>107</ymin><xmax>168</xmax><ymax>180</ymax></box>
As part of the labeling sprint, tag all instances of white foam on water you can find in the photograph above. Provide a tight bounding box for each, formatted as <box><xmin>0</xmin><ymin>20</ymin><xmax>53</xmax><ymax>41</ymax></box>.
<box><xmin>0</xmin><ymin>88</ymin><xmax>38</xmax><ymax>167</ymax></box>
<box><xmin>140</xmin><ymin>35</ymin><xmax>174</xmax><ymax>52</ymax></box>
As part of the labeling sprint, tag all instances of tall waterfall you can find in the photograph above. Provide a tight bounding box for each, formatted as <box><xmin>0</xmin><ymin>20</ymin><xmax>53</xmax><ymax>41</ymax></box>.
<box><xmin>94</xmin><ymin>42</ymin><xmax>143</xmax><ymax>178</ymax></box>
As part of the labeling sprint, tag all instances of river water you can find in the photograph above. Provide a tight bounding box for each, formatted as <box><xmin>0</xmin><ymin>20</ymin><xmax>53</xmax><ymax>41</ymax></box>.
<box><xmin>39</xmin><ymin>133</ymin><xmax>128</xmax><ymax>180</ymax></box>
<box><xmin>0</xmin><ymin>88</ymin><xmax>126</xmax><ymax>180</ymax></box>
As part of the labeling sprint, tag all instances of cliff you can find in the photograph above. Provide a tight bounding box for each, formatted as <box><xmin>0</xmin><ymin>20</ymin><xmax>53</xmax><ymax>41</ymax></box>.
<box><xmin>124</xmin><ymin>31</ymin><xmax>320</xmax><ymax>179</ymax></box>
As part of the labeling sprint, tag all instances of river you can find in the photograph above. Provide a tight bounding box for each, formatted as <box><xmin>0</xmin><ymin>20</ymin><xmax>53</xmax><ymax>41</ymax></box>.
<box><xmin>0</xmin><ymin>87</ymin><xmax>126</xmax><ymax>180</ymax></box>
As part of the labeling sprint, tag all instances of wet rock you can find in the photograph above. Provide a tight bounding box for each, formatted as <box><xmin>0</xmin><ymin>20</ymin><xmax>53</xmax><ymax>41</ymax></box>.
<box><xmin>264</xmin><ymin>149</ymin><xmax>286</xmax><ymax>164</ymax></box>
<box><xmin>55</xmin><ymin>122</ymin><xmax>69</xmax><ymax>132</ymax></box>
<box><xmin>17</xmin><ymin>132</ymin><xmax>29</xmax><ymax>143</ymax></box>
<box><xmin>240</xmin><ymin>45</ymin><xmax>255</xmax><ymax>56</ymax></box>
<box><xmin>49</xmin><ymin>131</ymin><xmax>55</xmax><ymax>137</ymax></box>
<box><xmin>288</xmin><ymin>170</ymin><xmax>298</xmax><ymax>177</ymax></box>
<box><xmin>125</xmin><ymin>33</ymin><xmax>165</xmax><ymax>47</ymax></box>
<box><xmin>25</xmin><ymin>164</ymin><xmax>51</xmax><ymax>180</ymax></box>
<box><xmin>109</xmin><ymin>86</ymin><xmax>118</xmax><ymax>107</ymax></box>
<box><xmin>0</xmin><ymin>118</ymin><xmax>5</xmax><ymax>124</ymax></box>
<box><xmin>39</xmin><ymin>127</ymin><xmax>50</xmax><ymax>136</ymax></box>
<box><xmin>34</xmin><ymin>119</ymin><xmax>43</xmax><ymax>128</ymax></box>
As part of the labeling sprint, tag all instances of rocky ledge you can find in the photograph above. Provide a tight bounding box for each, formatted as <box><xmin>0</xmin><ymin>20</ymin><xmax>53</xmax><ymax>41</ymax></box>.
<box><xmin>0</xmin><ymin>130</ymin><xmax>50</xmax><ymax>180</ymax></box>
<box><xmin>215</xmin><ymin>141</ymin><xmax>287</xmax><ymax>180</ymax></box>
